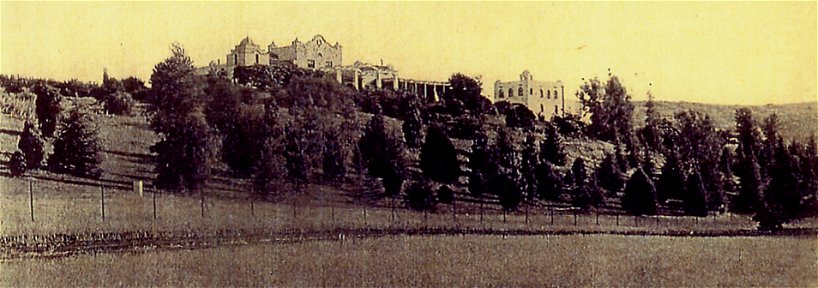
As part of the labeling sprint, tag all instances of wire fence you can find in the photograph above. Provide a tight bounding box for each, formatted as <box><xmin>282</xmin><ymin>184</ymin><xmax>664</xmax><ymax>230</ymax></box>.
<box><xmin>6</xmin><ymin>178</ymin><xmax>809</xmax><ymax>239</ymax></box>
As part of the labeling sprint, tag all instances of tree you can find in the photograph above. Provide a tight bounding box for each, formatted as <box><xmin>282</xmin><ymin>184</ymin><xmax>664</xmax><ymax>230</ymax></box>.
<box><xmin>17</xmin><ymin>121</ymin><xmax>44</xmax><ymax>170</ymax></box>
<box><xmin>405</xmin><ymin>179</ymin><xmax>436</xmax><ymax>211</ymax></box>
<box><xmin>505</xmin><ymin>104</ymin><xmax>536</xmax><ymax>131</ymax></box>
<box><xmin>536</xmin><ymin>161</ymin><xmax>563</xmax><ymax>200</ymax></box>
<box><xmin>445</xmin><ymin>73</ymin><xmax>489</xmax><ymax>114</ymax></box>
<box><xmin>103</xmin><ymin>91</ymin><xmax>135</xmax><ymax>115</ymax></box>
<box><xmin>576</xmin><ymin>75</ymin><xmax>634</xmax><ymax>143</ymax></box>
<box><xmin>570</xmin><ymin>157</ymin><xmax>594</xmax><ymax>209</ymax></box>
<box><xmin>657</xmin><ymin>149</ymin><xmax>686</xmax><ymax>202</ymax></box>
<box><xmin>755</xmin><ymin>137</ymin><xmax>801</xmax><ymax>230</ymax></box>
<box><xmin>9</xmin><ymin>151</ymin><xmax>26</xmax><ymax>177</ymax></box>
<box><xmin>640</xmin><ymin>91</ymin><xmax>662</xmax><ymax>151</ymax></box>
<box><xmin>33</xmin><ymin>83</ymin><xmax>62</xmax><ymax>137</ymax></box>
<box><xmin>597</xmin><ymin>153</ymin><xmax>625</xmax><ymax>194</ymax></box>
<box><xmin>540</xmin><ymin>123</ymin><xmax>567</xmax><ymax>166</ymax></box>
<box><xmin>284</xmin><ymin>125</ymin><xmax>309</xmax><ymax>188</ymax></box>
<box><xmin>622</xmin><ymin>168</ymin><xmax>658</xmax><ymax>215</ymax></box>
<box><xmin>358</xmin><ymin>112</ymin><xmax>407</xmax><ymax>196</ymax></box>
<box><xmin>47</xmin><ymin>108</ymin><xmax>103</xmax><ymax>178</ymax></box>
<box><xmin>148</xmin><ymin>44</ymin><xmax>211</xmax><ymax>191</ymax></box>
<box><xmin>420</xmin><ymin>125</ymin><xmax>460</xmax><ymax>184</ymax></box>
<box><xmin>437</xmin><ymin>185</ymin><xmax>455</xmax><ymax>204</ymax></box>
<box><xmin>322</xmin><ymin>129</ymin><xmax>347</xmax><ymax>182</ymax></box>
<box><xmin>402</xmin><ymin>107</ymin><xmax>424</xmax><ymax>148</ymax></box>
<box><xmin>468</xmin><ymin>129</ymin><xmax>493</xmax><ymax>197</ymax></box>
<box><xmin>520</xmin><ymin>133</ymin><xmax>539</xmax><ymax>200</ymax></box>
<box><xmin>252</xmin><ymin>103</ymin><xmax>286</xmax><ymax>195</ymax></box>
<box><xmin>491</xmin><ymin>173</ymin><xmax>522</xmax><ymax>211</ymax></box>
<box><xmin>684</xmin><ymin>171</ymin><xmax>709</xmax><ymax>216</ymax></box>
<box><xmin>732</xmin><ymin>108</ymin><xmax>763</xmax><ymax>213</ymax></box>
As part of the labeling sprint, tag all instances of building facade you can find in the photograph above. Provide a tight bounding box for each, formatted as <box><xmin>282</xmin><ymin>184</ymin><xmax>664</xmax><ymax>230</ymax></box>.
<box><xmin>269</xmin><ymin>35</ymin><xmax>341</xmax><ymax>70</ymax></box>
<box><xmin>494</xmin><ymin>70</ymin><xmax>576</xmax><ymax>118</ymax></box>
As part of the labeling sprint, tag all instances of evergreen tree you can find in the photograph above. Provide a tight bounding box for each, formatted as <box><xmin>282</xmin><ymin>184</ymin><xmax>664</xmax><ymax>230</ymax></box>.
<box><xmin>640</xmin><ymin>91</ymin><xmax>662</xmax><ymax>151</ymax></box>
<box><xmin>358</xmin><ymin>112</ymin><xmax>407</xmax><ymax>196</ymax></box>
<box><xmin>622</xmin><ymin>168</ymin><xmax>658</xmax><ymax>215</ymax></box>
<box><xmin>420</xmin><ymin>125</ymin><xmax>459</xmax><ymax>184</ymax></box>
<box><xmin>520</xmin><ymin>133</ymin><xmax>539</xmax><ymax>199</ymax></box>
<box><xmin>540</xmin><ymin>123</ymin><xmax>567</xmax><ymax>166</ymax></box>
<box><xmin>322</xmin><ymin>129</ymin><xmax>346</xmax><ymax>182</ymax></box>
<box><xmin>405</xmin><ymin>178</ymin><xmax>436</xmax><ymax>211</ymax></box>
<box><xmin>733</xmin><ymin>151</ymin><xmax>764</xmax><ymax>214</ymax></box>
<box><xmin>684</xmin><ymin>171</ymin><xmax>709</xmax><ymax>216</ymax></box>
<box><xmin>468</xmin><ymin>129</ymin><xmax>493</xmax><ymax>197</ymax></box>
<box><xmin>536</xmin><ymin>161</ymin><xmax>563</xmax><ymax>200</ymax></box>
<box><xmin>17</xmin><ymin>121</ymin><xmax>45</xmax><ymax>170</ymax></box>
<box><xmin>9</xmin><ymin>151</ymin><xmax>26</xmax><ymax>177</ymax></box>
<box><xmin>492</xmin><ymin>173</ymin><xmax>522</xmax><ymax>211</ymax></box>
<box><xmin>720</xmin><ymin>146</ymin><xmax>736</xmax><ymax>192</ymax></box>
<box><xmin>496</xmin><ymin>127</ymin><xmax>516</xmax><ymax>176</ymax></box>
<box><xmin>402</xmin><ymin>107</ymin><xmax>423</xmax><ymax>149</ymax></box>
<box><xmin>33</xmin><ymin>83</ymin><xmax>61</xmax><ymax>137</ymax></box>
<box><xmin>47</xmin><ymin>108</ymin><xmax>103</xmax><ymax>178</ymax></box>
<box><xmin>253</xmin><ymin>137</ymin><xmax>286</xmax><ymax>195</ymax></box>
<box><xmin>657</xmin><ymin>148</ymin><xmax>686</xmax><ymax>202</ymax></box>
<box><xmin>755</xmin><ymin>137</ymin><xmax>801</xmax><ymax>230</ymax></box>
<box><xmin>284</xmin><ymin>125</ymin><xmax>309</xmax><ymax>188</ymax></box>
<box><xmin>148</xmin><ymin>44</ymin><xmax>211</xmax><ymax>191</ymax></box>
<box><xmin>570</xmin><ymin>157</ymin><xmax>592</xmax><ymax>209</ymax></box>
<box><xmin>597</xmin><ymin>153</ymin><xmax>625</xmax><ymax>194</ymax></box>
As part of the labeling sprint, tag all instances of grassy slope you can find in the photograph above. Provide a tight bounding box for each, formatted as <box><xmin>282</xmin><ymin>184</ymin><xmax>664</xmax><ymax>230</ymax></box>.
<box><xmin>2</xmin><ymin>234</ymin><xmax>814</xmax><ymax>287</ymax></box>
<box><xmin>633</xmin><ymin>100</ymin><xmax>818</xmax><ymax>142</ymax></box>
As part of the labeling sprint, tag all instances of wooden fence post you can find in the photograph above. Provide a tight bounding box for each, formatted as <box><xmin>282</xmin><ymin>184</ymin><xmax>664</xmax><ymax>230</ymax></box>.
<box><xmin>100</xmin><ymin>185</ymin><xmax>105</xmax><ymax>221</ymax></box>
<box><xmin>29</xmin><ymin>178</ymin><xmax>34</xmax><ymax>222</ymax></box>
<box><xmin>152</xmin><ymin>186</ymin><xmax>157</xmax><ymax>220</ymax></box>
<box><xmin>550</xmin><ymin>208</ymin><xmax>554</xmax><ymax>225</ymax></box>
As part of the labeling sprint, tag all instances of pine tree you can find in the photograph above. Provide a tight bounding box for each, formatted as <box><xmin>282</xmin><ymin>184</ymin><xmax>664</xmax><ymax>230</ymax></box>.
<box><xmin>570</xmin><ymin>157</ymin><xmax>592</xmax><ymax>209</ymax></box>
<box><xmin>33</xmin><ymin>83</ymin><xmax>62</xmax><ymax>137</ymax></box>
<box><xmin>597</xmin><ymin>153</ymin><xmax>625</xmax><ymax>194</ymax></box>
<box><xmin>684</xmin><ymin>171</ymin><xmax>708</xmax><ymax>216</ymax></box>
<box><xmin>640</xmin><ymin>91</ymin><xmax>662</xmax><ymax>151</ymax></box>
<box><xmin>420</xmin><ymin>125</ymin><xmax>459</xmax><ymax>184</ymax></box>
<box><xmin>520</xmin><ymin>133</ymin><xmax>539</xmax><ymax>199</ymax></box>
<box><xmin>622</xmin><ymin>168</ymin><xmax>658</xmax><ymax>215</ymax></box>
<box><xmin>540</xmin><ymin>123</ymin><xmax>566</xmax><ymax>166</ymax></box>
<box><xmin>47</xmin><ymin>108</ymin><xmax>103</xmax><ymax>178</ymax></box>
<box><xmin>358</xmin><ymin>112</ymin><xmax>407</xmax><ymax>196</ymax></box>
<box><xmin>536</xmin><ymin>161</ymin><xmax>562</xmax><ymax>200</ymax></box>
<box><xmin>733</xmin><ymin>151</ymin><xmax>763</xmax><ymax>214</ymax></box>
<box><xmin>9</xmin><ymin>151</ymin><xmax>26</xmax><ymax>177</ymax></box>
<box><xmin>468</xmin><ymin>129</ymin><xmax>493</xmax><ymax>197</ymax></box>
<box><xmin>657</xmin><ymin>149</ymin><xmax>686</xmax><ymax>202</ymax></box>
<box><xmin>402</xmin><ymin>107</ymin><xmax>423</xmax><ymax>149</ymax></box>
<box><xmin>17</xmin><ymin>121</ymin><xmax>45</xmax><ymax>170</ymax></box>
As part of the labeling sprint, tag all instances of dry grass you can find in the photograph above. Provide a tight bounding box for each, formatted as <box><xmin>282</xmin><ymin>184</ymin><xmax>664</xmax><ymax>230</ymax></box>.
<box><xmin>1</xmin><ymin>234</ymin><xmax>814</xmax><ymax>287</ymax></box>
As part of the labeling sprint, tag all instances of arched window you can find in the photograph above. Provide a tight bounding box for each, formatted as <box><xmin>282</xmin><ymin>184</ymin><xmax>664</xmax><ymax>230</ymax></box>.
<box><xmin>554</xmin><ymin>105</ymin><xmax>558</xmax><ymax>114</ymax></box>
<box><xmin>518</xmin><ymin>87</ymin><xmax>523</xmax><ymax>97</ymax></box>
<box><xmin>234</xmin><ymin>54</ymin><xmax>238</xmax><ymax>65</ymax></box>
<box><xmin>508</xmin><ymin>88</ymin><xmax>513</xmax><ymax>98</ymax></box>
<box><xmin>255</xmin><ymin>54</ymin><xmax>259</xmax><ymax>64</ymax></box>
<box><xmin>554</xmin><ymin>90</ymin><xmax>559</xmax><ymax>99</ymax></box>
<box><xmin>547</xmin><ymin>90</ymin><xmax>551</xmax><ymax>99</ymax></box>
<box><xmin>540</xmin><ymin>104</ymin><xmax>544</xmax><ymax>112</ymax></box>
<box><xmin>499</xmin><ymin>90</ymin><xmax>504</xmax><ymax>98</ymax></box>
<box><xmin>540</xmin><ymin>89</ymin><xmax>544</xmax><ymax>98</ymax></box>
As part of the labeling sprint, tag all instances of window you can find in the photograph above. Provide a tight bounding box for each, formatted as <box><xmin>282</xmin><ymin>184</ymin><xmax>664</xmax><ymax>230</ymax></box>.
<box><xmin>234</xmin><ymin>54</ymin><xmax>238</xmax><ymax>65</ymax></box>
<box><xmin>554</xmin><ymin>90</ymin><xmax>559</xmax><ymax>99</ymax></box>
<box><xmin>518</xmin><ymin>87</ymin><xmax>523</xmax><ymax>97</ymax></box>
<box><xmin>499</xmin><ymin>90</ymin><xmax>504</xmax><ymax>98</ymax></box>
<box><xmin>508</xmin><ymin>88</ymin><xmax>513</xmax><ymax>98</ymax></box>
<box><xmin>530</xmin><ymin>88</ymin><xmax>533</xmax><ymax>95</ymax></box>
<box><xmin>255</xmin><ymin>54</ymin><xmax>259</xmax><ymax>64</ymax></box>
<box><xmin>554</xmin><ymin>105</ymin><xmax>558</xmax><ymax>114</ymax></box>
<box><xmin>540</xmin><ymin>104</ymin><xmax>544</xmax><ymax>112</ymax></box>
<box><xmin>307</xmin><ymin>59</ymin><xmax>315</xmax><ymax>68</ymax></box>
<box><xmin>547</xmin><ymin>90</ymin><xmax>551</xmax><ymax>99</ymax></box>
<box><xmin>540</xmin><ymin>89</ymin><xmax>544</xmax><ymax>98</ymax></box>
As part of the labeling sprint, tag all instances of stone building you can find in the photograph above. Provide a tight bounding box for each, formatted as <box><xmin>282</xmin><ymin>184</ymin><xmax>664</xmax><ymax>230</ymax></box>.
<box><xmin>226</xmin><ymin>37</ymin><xmax>270</xmax><ymax>66</ymax></box>
<box><xmin>494</xmin><ymin>70</ymin><xmax>577</xmax><ymax>118</ymax></box>
<box><xmin>268</xmin><ymin>35</ymin><xmax>342</xmax><ymax>70</ymax></box>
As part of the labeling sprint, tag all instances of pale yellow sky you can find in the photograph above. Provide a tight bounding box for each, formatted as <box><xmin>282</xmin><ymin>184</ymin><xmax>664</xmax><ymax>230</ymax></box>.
<box><xmin>1</xmin><ymin>2</ymin><xmax>815</xmax><ymax>105</ymax></box>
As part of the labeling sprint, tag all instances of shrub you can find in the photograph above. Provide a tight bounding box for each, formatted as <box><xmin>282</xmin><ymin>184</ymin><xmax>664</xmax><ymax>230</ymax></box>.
<box><xmin>622</xmin><ymin>168</ymin><xmax>658</xmax><ymax>215</ymax></box>
<box><xmin>47</xmin><ymin>108</ymin><xmax>103</xmax><ymax>178</ymax></box>
<box><xmin>420</xmin><ymin>125</ymin><xmax>460</xmax><ymax>184</ymax></box>
<box><xmin>103</xmin><ymin>91</ymin><xmax>135</xmax><ymax>115</ymax></box>
<box><xmin>18</xmin><ymin>121</ymin><xmax>44</xmax><ymax>170</ymax></box>
<box><xmin>437</xmin><ymin>185</ymin><xmax>454</xmax><ymax>204</ymax></box>
<box><xmin>405</xmin><ymin>179</ymin><xmax>436</xmax><ymax>211</ymax></box>
<box><xmin>9</xmin><ymin>151</ymin><xmax>26</xmax><ymax>177</ymax></box>
<box><xmin>33</xmin><ymin>84</ymin><xmax>62</xmax><ymax>137</ymax></box>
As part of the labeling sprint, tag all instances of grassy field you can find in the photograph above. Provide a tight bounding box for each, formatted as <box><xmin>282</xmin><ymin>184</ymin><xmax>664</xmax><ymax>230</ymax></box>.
<box><xmin>1</xmin><ymin>234</ymin><xmax>814</xmax><ymax>287</ymax></box>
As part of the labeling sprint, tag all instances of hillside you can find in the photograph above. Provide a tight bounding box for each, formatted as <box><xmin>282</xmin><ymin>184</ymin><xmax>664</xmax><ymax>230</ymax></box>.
<box><xmin>633</xmin><ymin>101</ymin><xmax>818</xmax><ymax>142</ymax></box>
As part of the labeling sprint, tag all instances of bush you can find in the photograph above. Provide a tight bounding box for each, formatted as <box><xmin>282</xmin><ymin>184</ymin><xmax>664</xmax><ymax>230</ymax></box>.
<box><xmin>103</xmin><ymin>91</ymin><xmax>135</xmax><ymax>115</ymax></box>
<box><xmin>447</xmin><ymin>114</ymin><xmax>481</xmax><ymax>140</ymax></box>
<box><xmin>491</xmin><ymin>174</ymin><xmax>522</xmax><ymax>211</ymax></box>
<box><xmin>405</xmin><ymin>179</ymin><xmax>436</xmax><ymax>211</ymax></box>
<box><xmin>420</xmin><ymin>125</ymin><xmax>460</xmax><ymax>184</ymax></box>
<box><xmin>622</xmin><ymin>168</ymin><xmax>658</xmax><ymax>215</ymax></box>
<box><xmin>47</xmin><ymin>108</ymin><xmax>103</xmax><ymax>178</ymax></box>
<box><xmin>505</xmin><ymin>104</ymin><xmax>536</xmax><ymax>130</ymax></box>
<box><xmin>9</xmin><ymin>151</ymin><xmax>26</xmax><ymax>177</ymax></box>
<box><xmin>33</xmin><ymin>84</ymin><xmax>61</xmax><ymax>137</ymax></box>
<box><xmin>437</xmin><ymin>185</ymin><xmax>454</xmax><ymax>204</ymax></box>
<box><xmin>18</xmin><ymin>121</ymin><xmax>44</xmax><ymax>170</ymax></box>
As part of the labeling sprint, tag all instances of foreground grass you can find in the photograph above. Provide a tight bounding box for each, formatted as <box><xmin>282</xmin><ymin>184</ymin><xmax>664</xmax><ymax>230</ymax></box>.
<box><xmin>1</xmin><ymin>234</ymin><xmax>814</xmax><ymax>287</ymax></box>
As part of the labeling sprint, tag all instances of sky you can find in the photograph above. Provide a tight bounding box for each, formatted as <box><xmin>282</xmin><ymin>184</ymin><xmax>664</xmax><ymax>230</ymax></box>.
<box><xmin>1</xmin><ymin>2</ymin><xmax>815</xmax><ymax>105</ymax></box>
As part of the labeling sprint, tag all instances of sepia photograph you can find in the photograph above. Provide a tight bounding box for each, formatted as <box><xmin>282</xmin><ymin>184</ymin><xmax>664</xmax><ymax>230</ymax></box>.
<box><xmin>0</xmin><ymin>1</ymin><xmax>816</xmax><ymax>286</ymax></box>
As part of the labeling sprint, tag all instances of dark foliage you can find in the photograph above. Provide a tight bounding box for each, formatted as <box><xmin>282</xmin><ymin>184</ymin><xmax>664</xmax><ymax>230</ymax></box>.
<box><xmin>17</xmin><ymin>121</ymin><xmax>44</xmax><ymax>170</ymax></box>
<box><xmin>684</xmin><ymin>172</ymin><xmax>709</xmax><ymax>216</ymax></box>
<box><xmin>505</xmin><ymin>104</ymin><xmax>536</xmax><ymax>130</ymax></box>
<box><xmin>622</xmin><ymin>168</ymin><xmax>658</xmax><ymax>215</ymax></box>
<box><xmin>436</xmin><ymin>185</ymin><xmax>454</xmax><ymax>204</ymax></box>
<box><xmin>322</xmin><ymin>129</ymin><xmax>347</xmax><ymax>182</ymax></box>
<box><xmin>47</xmin><ymin>109</ymin><xmax>103</xmax><ymax>178</ymax></box>
<box><xmin>9</xmin><ymin>151</ymin><xmax>26</xmax><ymax>177</ymax></box>
<box><xmin>540</xmin><ymin>123</ymin><xmax>567</xmax><ymax>166</ymax></box>
<box><xmin>491</xmin><ymin>173</ymin><xmax>523</xmax><ymax>211</ymax></box>
<box><xmin>657</xmin><ymin>149</ymin><xmax>686</xmax><ymax>202</ymax></box>
<box><xmin>420</xmin><ymin>125</ymin><xmax>460</xmax><ymax>184</ymax></box>
<box><xmin>468</xmin><ymin>129</ymin><xmax>494</xmax><ymax>197</ymax></box>
<box><xmin>33</xmin><ymin>83</ymin><xmax>62</xmax><ymax>137</ymax></box>
<box><xmin>597</xmin><ymin>153</ymin><xmax>626</xmax><ymax>194</ymax></box>
<box><xmin>402</xmin><ymin>107</ymin><xmax>423</xmax><ymax>148</ymax></box>
<box><xmin>445</xmin><ymin>73</ymin><xmax>490</xmax><ymax>114</ymax></box>
<box><xmin>405</xmin><ymin>179</ymin><xmax>436</xmax><ymax>211</ymax></box>
<box><xmin>577</xmin><ymin>75</ymin><xmax>634</xmax><ymax>143</ymax></box>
